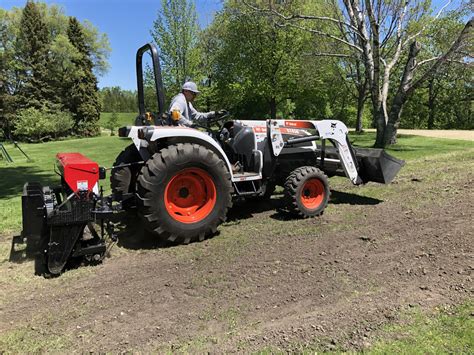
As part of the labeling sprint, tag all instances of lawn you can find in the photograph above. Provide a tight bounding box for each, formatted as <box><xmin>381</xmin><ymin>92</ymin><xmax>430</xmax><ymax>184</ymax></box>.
<box><xmin>99</xmin><ymin>112</ymin><xmax>136</xmax><ymax>129</ymax></box>
<box><xmin>369</xmin><ymin>302</ymin><xmax>474</xmax><ymax>354</ymax></box>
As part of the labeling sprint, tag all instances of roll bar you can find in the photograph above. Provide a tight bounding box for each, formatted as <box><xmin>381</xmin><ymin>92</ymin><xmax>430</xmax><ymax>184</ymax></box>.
<box><xmin>136</xmin><ymin>43</ymin><xmax>165</xmax><ymax>117</ymax></box>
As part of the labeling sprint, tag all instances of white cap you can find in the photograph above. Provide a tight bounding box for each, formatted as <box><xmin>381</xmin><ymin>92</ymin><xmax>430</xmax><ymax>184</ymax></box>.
<box><xmin>182</xmin><ymin>81</ymin><xmax>200</xmax><ymax>93</ymax></box>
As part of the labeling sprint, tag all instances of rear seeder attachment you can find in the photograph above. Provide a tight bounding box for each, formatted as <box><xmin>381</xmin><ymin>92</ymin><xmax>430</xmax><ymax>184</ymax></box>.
<box><xmin>21</xmin><ymin>153</ymin><xmax>123</xmax><ymax>276</ymax></box>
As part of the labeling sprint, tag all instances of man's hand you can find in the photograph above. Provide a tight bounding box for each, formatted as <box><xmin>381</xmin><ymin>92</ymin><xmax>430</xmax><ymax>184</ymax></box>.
<box><xmin>216</xmin><ymin>109</ymin><xmax>228</xmax><ymax>117</ymax></box>
<box><xmin>207</xmin><ymin>109</ymin><xmax>228</xmax><ymax>123</ymax></box>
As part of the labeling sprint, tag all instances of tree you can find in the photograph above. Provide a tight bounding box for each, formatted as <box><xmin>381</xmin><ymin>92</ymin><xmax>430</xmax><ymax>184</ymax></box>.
<box><xmin>151</xmin><ymin>0</ymin><xmax>201</xmax><ymax>93</ymax></box>
<box><xmin>209</xmin><ymin>1</ymin><xmax>316</xmax><ymax>120</ymax></box>
<box><xmin>106</xmin><ymin>111</ymin><xmax>119</xmax><ymax>136</ymax></box>
<box><xmin>99</xmin><ymin>87</ymin><xmax>137</xmax><ymax>112</ymax></box>
<box><xmin>0</xmin><ymin>8</ymin><xmax>16</xmax><ymax>138</ymax></box>
<box><xmin>14</xmin><ymin>0</ymin><xmax>54</xmax><ymax>110</ymax></box>
<box><xmin>246</xmin><ymin>0</ymin><xmax>473</xmax><ymax>147</ymax></box>
<box><xmin>1</xmin><ymin>3</ymin><xmax>110</xmax><ymax>140</ymax></box>
<box><xmin>401</xmin><ymin>62</ymin><xmax>473</xmax><ymax>130</ymax></box>
<box><xmin>67</xmin><ymin>16</ymin><xmax>101</xmax><ymax>136</ymax></box>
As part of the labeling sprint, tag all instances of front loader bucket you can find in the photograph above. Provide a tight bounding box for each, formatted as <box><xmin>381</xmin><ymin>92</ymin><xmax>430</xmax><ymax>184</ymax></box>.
<box><xmin>354</xmin><ymin>148</ymin><xmax>405</xmax><ymax>184</ymax></box>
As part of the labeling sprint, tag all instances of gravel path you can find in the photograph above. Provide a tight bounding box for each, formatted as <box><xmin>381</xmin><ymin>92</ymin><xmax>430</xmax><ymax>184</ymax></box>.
<box><xmin>397</xmin><ymin>129</ymin><xmax>473</xmax><ymax>140</ymax></box>
<box><xmin>360</xmin><ymin>128</ymin><xmax>473</xmax><ymax>141</ymax></box>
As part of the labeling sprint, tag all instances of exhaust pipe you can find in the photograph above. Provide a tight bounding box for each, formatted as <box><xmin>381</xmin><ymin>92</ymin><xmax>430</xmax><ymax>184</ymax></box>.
<box><xmin>354</xmin><ymin>148</ymin><xmax>405</xmax><ymax>184</ymax></box>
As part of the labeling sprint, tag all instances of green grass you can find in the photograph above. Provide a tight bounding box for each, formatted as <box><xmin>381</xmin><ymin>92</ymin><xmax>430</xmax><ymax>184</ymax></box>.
<box><xmin>99</xmin><ymin>112</ymin><xmax>136</xmax><ymax>129</ymax></box>
<box><xmin>254</xmin><ymin>302</ymin><xmax>473</xmax><ymax>354</ymax></box>
<box><xmin>348</xmin><ymin>131</ymin><xmax>474</xmax><ymax>161</ymax></box>
<box><xmin>0</xmin><ymin>327</ymin><xmax>71</xmax><ymax>354</ymax></box>
<box><xmin>369</xmin><ymin>302</ymin><xmax>474</xmax><ymax>354</ymax></box>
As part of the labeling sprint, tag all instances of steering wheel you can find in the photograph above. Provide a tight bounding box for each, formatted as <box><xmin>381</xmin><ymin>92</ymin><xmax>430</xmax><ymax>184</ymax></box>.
<box><xmin>207</xmin><ymin>111</ymin><xmax>230</xmax><ymax>125</ymax></box>
<box><xmin>193</xmin><ymin>111</ymin><xmax>230</xmax><ymax>134</ymax></box>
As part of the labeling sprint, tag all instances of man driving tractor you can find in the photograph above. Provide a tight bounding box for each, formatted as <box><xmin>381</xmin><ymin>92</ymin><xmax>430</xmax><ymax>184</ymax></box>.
<box><xmin>169</xmin><ymin>81</ymin><xmax>226</xmax><ymax>127</ymax></box>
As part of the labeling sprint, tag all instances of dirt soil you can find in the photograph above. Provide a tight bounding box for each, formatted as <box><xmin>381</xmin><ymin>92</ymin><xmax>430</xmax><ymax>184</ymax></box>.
<box><xmin>1</xmin><ymin>151</ymin><xmax>473</xmax><ymax>352</ymax></box>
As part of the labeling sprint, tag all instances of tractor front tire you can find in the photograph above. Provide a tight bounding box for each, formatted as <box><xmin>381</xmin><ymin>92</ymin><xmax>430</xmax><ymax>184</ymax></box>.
<box><xmin>284</xmin><ymin>166</ymin><xmax>330</xmax><ymax>218</ymax></box>
<box><xmin>137</xmin><ymin>143</ymin><xmax>232</xmax><ymax>244</ymax></box>
<box><xmin>110</xmin><ymin>144</ymin><xmax>142</xmax><ymax>196</ymax></box>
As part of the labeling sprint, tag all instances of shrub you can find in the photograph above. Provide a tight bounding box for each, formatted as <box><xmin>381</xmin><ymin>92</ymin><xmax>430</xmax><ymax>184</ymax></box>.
<box><xmin>75</xmin><ymin>120</ymin><xmax>100</xmax><ymax>137</ymax></box>
<box><xmin>13</xmin><ymin>106</ymin><xmax>74</xmax><ymax>142</ymax></box>
<box><xmin>105</xmin><ymin>111</ymin><xmax>119</xmax><ymax>136</ymax></box>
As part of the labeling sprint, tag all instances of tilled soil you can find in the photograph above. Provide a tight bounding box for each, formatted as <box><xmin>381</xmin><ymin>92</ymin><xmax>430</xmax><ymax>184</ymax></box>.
<box><xmin>0</xmin><ymin>151</ymin><xmax>473</xmax><ymax>352</ymax></box>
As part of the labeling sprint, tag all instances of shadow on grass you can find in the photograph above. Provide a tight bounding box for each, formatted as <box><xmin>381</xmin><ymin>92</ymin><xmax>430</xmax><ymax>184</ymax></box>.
<box><xmin>9</xmin><ymin>233</ymin><xmax>51</xmax><ymax>277</ymax></box>
<box><xmin>330</xmin><ymin>190</ymin><xmax>382</xmax><ymax>205</ymax></box>
<box><xmin>9</xmin><ymin>234</ymin><xmax>36</xmax><ymax>263</ymax></box>
<box><xmin>115</xmin><ymin>213</ymin><xmax>175</xmax><ymax>250</ymax></box>
<box><xmin>0</xmin><ymin>166</ymin><xmax>56</xmax><ymax>199</ymax></box>
<box><xmin>226</xmin><ymin>196</ymin><xmax>285</xmax><ymax>222</ymax></box>
<box><xmin>227</xmin><ymin>189</ymin><xmax>382</xmax><ymax>222</ymax></box>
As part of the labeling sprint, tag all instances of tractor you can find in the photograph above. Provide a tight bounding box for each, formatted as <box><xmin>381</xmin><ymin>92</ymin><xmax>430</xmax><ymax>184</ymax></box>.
<box><xmin>21</xmin><ymin>43</ymin><xmax>404</xmax><ymax>276</ymax></box>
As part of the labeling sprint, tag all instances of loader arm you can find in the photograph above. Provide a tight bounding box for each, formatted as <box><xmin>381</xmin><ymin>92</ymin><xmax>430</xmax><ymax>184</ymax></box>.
<box><xmin>312</xmin><ymin>121</ymin><xmax>363</xmax><ymax>185</ymax></box>
<box><xmin>269</xmin><ymin>120</ymin><xmax>363</xmax><ymax>185</ymax></box>
<box><xmin>277</xmin><ymin>119</ymin><xmax>404</xmax><ymax>185</ymax></box>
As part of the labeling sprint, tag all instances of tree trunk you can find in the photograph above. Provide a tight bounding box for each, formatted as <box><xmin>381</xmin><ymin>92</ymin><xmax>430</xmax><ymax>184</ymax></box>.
<box><xmin>355</xmin><ymin>84</ymin><xmax>366</xmax><ymax>133</ymax></box>
<box><xmin>355</xmin><ymin>102</ymin><xmax>364</xmax><ymax>133</ymax></box>
<box><xmin>384</xmin><ymin>93</ymin><xmax>407</xmax><ymax>145</ymax></box>
<box><xmin>383</xmin><ymin>41</ymin><xmax>421</xmax><ymax>146</ymax></box>
<box><xmin>270</xmin><ymin>97</ymin><xmax>277</xmax><ymax>120</ymax></box>
<box><xmin>427</xmin><ymin>77</ymin><xmax>436</xmax><ymax>129</ymax></box>
<box><xmin>206</xmin><ymin>75</ymin><xmax>212</xmax><ymax>112</ymax></box>
<box><xmin>374</xmin><ymin>103</ymin><xmax>386</xmax><ymax>148</ymax></box>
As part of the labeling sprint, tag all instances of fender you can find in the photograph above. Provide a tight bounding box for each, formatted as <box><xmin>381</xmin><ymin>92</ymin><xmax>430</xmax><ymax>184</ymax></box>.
<box><xmin>124</xmin><ymin>126</ymin><xmax>234</xmax><ymax>174</ymax></box>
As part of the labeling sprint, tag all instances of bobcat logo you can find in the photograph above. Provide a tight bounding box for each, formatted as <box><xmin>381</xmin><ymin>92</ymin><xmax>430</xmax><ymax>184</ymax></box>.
<box><xmin>331</xmin><ymin>122</ymin><xmax>337</xmax><ymax>129</ymax></box>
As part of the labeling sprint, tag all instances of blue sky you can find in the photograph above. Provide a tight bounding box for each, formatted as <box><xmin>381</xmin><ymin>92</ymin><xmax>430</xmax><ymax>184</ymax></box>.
<box><xmin>2</xmin><ymin>0</ymin><xmax>462</xmax><ymax>91</ymax></box>
<box><xmin>2</xmin><ymin>0</ymin><xmax>223</xmax><ymax>90</ymax></box>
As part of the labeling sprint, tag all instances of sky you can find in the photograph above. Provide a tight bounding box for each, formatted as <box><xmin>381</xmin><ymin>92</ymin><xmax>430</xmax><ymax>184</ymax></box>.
<box><xmin>2</xmin><ymin>0</ymin><xmax>223</xmax><ymax>90</ymax></box>
<box><xmin>2</xmin><ymin>0</ymin><xmax>463</xmax><ymax>91</ymax></box>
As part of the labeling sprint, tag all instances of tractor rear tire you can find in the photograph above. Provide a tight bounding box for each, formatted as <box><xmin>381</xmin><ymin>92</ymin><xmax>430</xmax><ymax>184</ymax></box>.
<box><xmin>137</xmin><ymin>143</ymin><xmax>232</xmax><ymax>244</ymax></box>
<box><xmin>284</xmin><ymin>166</ymin><xmax>330</xmax><ymax>218</ymax></box>
<box><xmin>111</xmin><ymin>144</ymin><xmax>142</xmax><ymax>195</ymax></box>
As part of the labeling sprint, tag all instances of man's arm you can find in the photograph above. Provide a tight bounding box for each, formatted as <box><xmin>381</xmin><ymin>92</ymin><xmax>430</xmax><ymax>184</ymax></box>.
<box><xmin>189</xmin><ymin>103</ymin><xmax>215</xmax><ymax>126</ymax></box>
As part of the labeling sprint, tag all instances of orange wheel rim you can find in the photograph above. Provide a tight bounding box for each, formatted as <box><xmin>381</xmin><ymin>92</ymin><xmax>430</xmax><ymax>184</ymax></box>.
<box><xmin>301</xmin><ymin>178</ymin><xmax>325</xmax><ymax>209</ymax></box>
<box><xmin>164</xmin><ymin>168</ymin><xmax>216</xmax><ymax>224</ymax></box>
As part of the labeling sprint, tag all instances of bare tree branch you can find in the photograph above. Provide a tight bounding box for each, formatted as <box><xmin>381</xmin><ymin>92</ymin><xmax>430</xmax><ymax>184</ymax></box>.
<box><xmin>410</xmin><ymin>17</ymin><xmax>473</xmax><ymax>92</ymax></box>
<box><xmin>417</xmin><ymin>56</ymin><xmax>441</xmax><ymax>66</ymax></box>
<box><xmin>242</xmin><ymin>0</ymin><xmax>362</xmax><ymax>35</ymax></box>
<box><xmin>275</xmin><ymin>21</ymin><xmax>364</xmax><ymax>52</ymax></box>
<box><xmin>403</xmin><ymin>0</ymin><xmax>453</xmax><ymax>47</ymax></box>
<box><xmin>302</xmin><ymin>52</ymin><xmax>353</xmax><ymax>58</ymax></box>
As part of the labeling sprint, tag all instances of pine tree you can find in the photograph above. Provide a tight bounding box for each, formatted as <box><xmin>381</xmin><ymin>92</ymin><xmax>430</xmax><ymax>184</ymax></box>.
<box><xmin>67</xmin><ymin>17</ymin><xmax>100</xmax><ymax>136</ymax></box>
<box><xmin>15</xmin><ymin>0</ymin><xmax>54</xmax><ymax>109</ymax></box>
<box><xmin>0</xmin><ymin>49</ymin><xmax>9</xmax><ymax>138</ymax></box>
